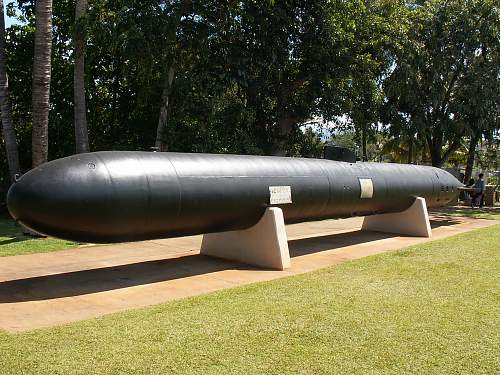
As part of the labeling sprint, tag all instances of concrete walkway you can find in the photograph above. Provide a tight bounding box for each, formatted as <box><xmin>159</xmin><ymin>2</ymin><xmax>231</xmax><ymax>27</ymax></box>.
<box><xmin>0</xmin><ymin>214</ymin><xmax>498</xmax><ymax>332</ymax></box>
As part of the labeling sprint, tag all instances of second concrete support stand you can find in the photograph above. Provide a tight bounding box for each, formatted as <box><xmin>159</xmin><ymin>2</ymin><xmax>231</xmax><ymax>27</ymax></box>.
<box><xmin>200</xmin><ymin>207</ymin><xmax>291</xmax><ymax>270</ymax></box>
<box><xmin>362</xmin><ymin>197</ymin><xmax>432</xmax><ymax>237</ymax></box>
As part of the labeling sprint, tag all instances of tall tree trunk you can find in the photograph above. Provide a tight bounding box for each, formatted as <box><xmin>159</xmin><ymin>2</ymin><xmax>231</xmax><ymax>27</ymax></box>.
<box><xmin>155</xmin><ymin>65</ymin><xmax>175</xmax><ymax>151</ymax></box>
<box><xmin>0</xmin><ymin>0</ymin><xmax>20</xmax><ymax>181</ymax></box>
<box><xmin>73</xmin><ymin>0</ymin><xmax>89</xmax><ymax>153</ymax></box>
<box><xmin>427</xmin><ymin>136</ymin><xmax>443</xmax><ymax>167</ymax></box>
<box><xmin>426</xmin><ymin>127</ymin><xmax>464</xmax><ymax>168</ymax></box>
<box><xmin>361</xmin><ymin>123</ymin><xmax>368</xmax><ymax>161</ymax></box>
<box><xmin>430</xmin><ymin>148</ymin><xmax>442</xmax><ymax>167</ymax></box>
<box><xmin>464</xmin><ymin>131</ymin><xmax>480</xmax><ymax>184</ymax></box>
<box><xmin>407</xmin><ymin>135</ymin><xmax>413</xmax><ymax>164</ymax></box>
<box><xmin>32</xmin><ymin>0</ymin><xmax>52</xmax><ymax>167</ymax></box>
<box><xmin>154</xmin><ymin>0</ymin><xmax>190</xmax><ymax>151</ymax></box>
<box><xmin>271</xmin><ymin>116</ymin><xmax>295</xmax><ymax>156</ymax></box>
<box><xmin>426</xmin><ymin>128</ymin><xmax>442</xmax><ymax>167</ymax></box>
<box><xmin>270</xmin><ymin>80</ymin><xmax>298</xmax><ymax>156</ymax></box>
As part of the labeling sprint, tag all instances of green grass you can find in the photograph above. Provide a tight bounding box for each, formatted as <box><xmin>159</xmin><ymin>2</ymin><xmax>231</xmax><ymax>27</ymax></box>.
<box><xmin>1</xmin><ymin>224</ymin><xmax>499</xmax><ymax>374</ymax></box>
<box><xmin>431</xmin><ymin>206</ymin><xmax>500</xmax><ymax>220</ymax></box>
<box><xmin>0</xmin><ymin>215</ymin><xmax>77</xmax><ymax>257</ymax></box>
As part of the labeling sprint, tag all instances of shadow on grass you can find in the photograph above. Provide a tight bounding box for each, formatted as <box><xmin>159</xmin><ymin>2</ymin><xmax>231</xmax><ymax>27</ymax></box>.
<box><xmin>0</xmin><ymin>237</ymin><xmax>29</xmax><ymax>246</ymax></box>
<box><xmin>0</xmin><ymin>217</ymin><xmax>463</xmax><ymax>303</ymax></box>
<box><xmin>0</xmin><ymin>215</ymin><xmax>32</xmax><ymax>246</ymax></box>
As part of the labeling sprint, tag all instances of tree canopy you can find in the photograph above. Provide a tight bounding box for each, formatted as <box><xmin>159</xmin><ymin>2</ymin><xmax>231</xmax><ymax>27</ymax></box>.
<box><xmin>384</xmin><ymin>0</ymin><xmax>499</xmax><ymax>167</ymax></box>
<box><xmin>0</xmin><ymin>0</ymin><xmax>498</xmax><ymax>189</ymax></box>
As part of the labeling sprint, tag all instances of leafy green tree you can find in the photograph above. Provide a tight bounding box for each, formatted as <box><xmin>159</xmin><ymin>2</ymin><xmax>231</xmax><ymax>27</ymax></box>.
<box><xmin>3</xmin><ymin>0</ymin><xmax>496</xmax><ymax>185</ymax></box>
<box><xmin>330</xmin><ymin>131</ymin><xmax>357</xmax><ymax>153</ymax></box>
<box><xmin>453</xmin><ymin>44</ymin><xmax>500</xmax><ymax>182</ymax></box>
<box><xmin>287</xmin><ymin>127</ymin><xmax>324</xmax><ymax>158</ymax></box>
<box><xmin>475</xmin><ymin>138</ymin><xmax>499</xmax><ymax>177</ymax></box>
<box><xmin>385</xmin><ymin>0</ymin><xmax>499</xmax><ymax>167</ymax></box>
<box><xmin>334</xmin><ymin>0</ymin><xmax>409</xmax><ymax>161</ymax></box>
<box><xmin>211</xmin><ymin>0</ymin><xmax>376</xmax><ymax>154</ymax></box>
<box><xmin>347</xmin><ymin>79</ymin><xmax>384</xmax><ymax>161</ymax></box>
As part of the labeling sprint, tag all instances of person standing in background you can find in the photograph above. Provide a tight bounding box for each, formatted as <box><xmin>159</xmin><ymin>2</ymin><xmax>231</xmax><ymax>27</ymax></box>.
<box><xmin>464</xmin><ymin>178</ymin><xmax>475</xmax><ymax>202</ymax></box>
<box><xmin>472</xmin><ymin>173</ymin><xmax>486</xmax><ymax>208</ymax></box>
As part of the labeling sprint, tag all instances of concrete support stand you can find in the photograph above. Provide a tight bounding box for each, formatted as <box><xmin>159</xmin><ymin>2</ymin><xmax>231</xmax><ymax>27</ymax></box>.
<box><xmin>201</xmin><ymin>207</ymin><xmax>291</xmax><ymax>270</ymax></box>
<box><xmin>362</xmin><ymin>197</ymin><xmax>432</xmax><ymax>237</ymax></box>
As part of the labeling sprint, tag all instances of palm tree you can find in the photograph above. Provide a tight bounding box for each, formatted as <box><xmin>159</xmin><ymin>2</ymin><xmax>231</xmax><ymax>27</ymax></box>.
<box><xmin>74</xmin><ymin>0</ymin><xmax>89</xmax><ymax>153</ymax></box>
<box><xmin>0</xmin><ymin>0</ymin><xmax>20</xmax><ymax>181</ymax></box>
<box><xmin>32</xmin><ymin>0</ymin><xmax>52</xmax><ymax>167</ymax></box>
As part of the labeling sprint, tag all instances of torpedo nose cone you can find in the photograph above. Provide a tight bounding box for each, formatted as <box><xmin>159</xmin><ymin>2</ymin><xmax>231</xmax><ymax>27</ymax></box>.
<box><xmin>6</xmin><ymin>180</ymin><xmax>23</xmax><ymax>222</ymax></box>
<box><xmin>5</xmin><ymin>159</ymin><xmax>79</xmax><ymax>236</ymax></box>
<box><xmin>6</xmin><ymin>168</ymin><xmax>54</xmax><ymax>230</ymax></box>
<box><xmin>5</xmin><ymin>154</ymin><xmax>114</xmax><ymax>241</ymax></box>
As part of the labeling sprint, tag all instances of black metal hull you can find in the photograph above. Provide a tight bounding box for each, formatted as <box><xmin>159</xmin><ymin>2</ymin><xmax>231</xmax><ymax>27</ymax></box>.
<box><xmin>7</xmin><ymin>151</ymin><xmax>460</xmax><ymax>243</ymax></box>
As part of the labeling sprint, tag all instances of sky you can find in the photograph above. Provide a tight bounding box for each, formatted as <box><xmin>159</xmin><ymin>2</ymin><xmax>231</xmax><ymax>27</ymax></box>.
<box><xmin>3</xmin><ymin>2</ymin><xmax>17</xmax><ymax>28</ymax></box>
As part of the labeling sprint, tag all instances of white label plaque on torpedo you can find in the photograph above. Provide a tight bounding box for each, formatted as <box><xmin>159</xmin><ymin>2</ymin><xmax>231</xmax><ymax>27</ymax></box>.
<box><xmin>358</xmin><ymin>178</ymin><xmax>374</xmax><ymax>199</ymax></box>
<box><xmin>269</xmin><ymin>186</ymin><xmax>292</xmax><ymax>204</ymax></box>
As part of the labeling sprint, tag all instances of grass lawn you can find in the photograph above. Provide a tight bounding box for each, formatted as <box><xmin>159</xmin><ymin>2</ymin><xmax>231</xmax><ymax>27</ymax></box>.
<box><xmin>0</xmin><ymin>214</ymin><xmax>77</xmax><ymax>257</ymax></box>
<box><xmin>431</xmin><ymin>205</ymin><xmax>500</xmax><ymax>220</ymax></box>
<box><xmin>0</xmin><ymin>224</ymin><xmax>498</xmax><ymax>374</ymax></box>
